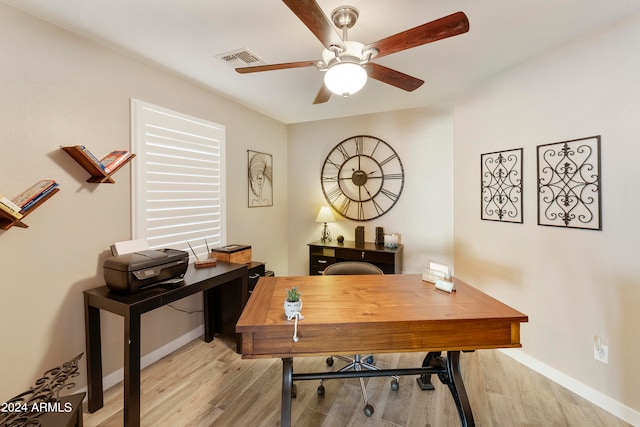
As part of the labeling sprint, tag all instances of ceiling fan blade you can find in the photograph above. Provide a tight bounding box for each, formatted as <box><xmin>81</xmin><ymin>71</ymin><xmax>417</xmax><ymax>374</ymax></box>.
<box><xmin>313</xmin><ymin>84</ymin><xmax>332</xmax><ymax>104</ymax></box>
<box><xmin>235</xmin><ymin>60</ymin><xmax>317</xmax><ymax>74</ymax></box>
<box><xmin>366</xmin><ymin>63</ymin><xmax>424</xmax><ymax>92</ymax></box>
<box><xmin>282</xmin><ymin>0</ymin><xmax>344</xmax><ymax>50</ymax></box>
<box><xmin>364</xmin><ymin>11</ymin><xmax>469</xmax><ymax>60</ymax></box>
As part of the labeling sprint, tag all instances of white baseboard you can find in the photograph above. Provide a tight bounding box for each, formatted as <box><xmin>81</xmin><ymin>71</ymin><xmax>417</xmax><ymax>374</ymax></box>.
<box><xmin>78</xmin><ymin>325</ymin><xmax>204</xmax><ymax>396</ymax></box>
<box><xmin>500</xmin><ymin>349</ymin><xmax>640</xmax><ymax>427</ymax></box>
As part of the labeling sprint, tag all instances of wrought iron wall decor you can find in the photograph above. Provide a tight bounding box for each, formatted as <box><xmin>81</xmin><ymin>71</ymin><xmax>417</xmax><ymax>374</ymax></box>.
<box><xmin>481</xmin><ymin>148</ymin><xmax>523</xmax><ymax>223</ymax></box>
<box><xmin>537</xmin><ymin>135</ymin><xmax>601</xmax><ymax>230</ymax></box>
<box><xmin>0</xmin><ymin>353</ymin><xmax>83</xmax><ymax>427</ymax></box>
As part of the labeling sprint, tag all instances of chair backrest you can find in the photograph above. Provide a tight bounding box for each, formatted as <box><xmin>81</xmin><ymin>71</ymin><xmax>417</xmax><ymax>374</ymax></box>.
<box><xmin>322</xmin><ymin>261</ymin><xmax>384</xmax><ymax>276</ymax></box>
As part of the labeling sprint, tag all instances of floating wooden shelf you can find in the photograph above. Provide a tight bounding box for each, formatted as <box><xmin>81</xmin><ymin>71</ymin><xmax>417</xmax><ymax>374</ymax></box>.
<box><xmin>0</xmin><ymin>187</ymin><xmax>60</xmax><ymax>230</ymax></box>
<box><xmin>61</xmin><ymin>145</ymin><xmax>135</xmax><ymax>183</ymax></box>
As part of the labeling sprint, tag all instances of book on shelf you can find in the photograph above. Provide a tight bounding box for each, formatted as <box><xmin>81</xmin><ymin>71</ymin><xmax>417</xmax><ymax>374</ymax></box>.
<box><xmin>21</xmin><ymin>183</ymin><xmax>59</xmax><ymax>212</ymax></box>
<box><xmin>11</xmin><ymin>180</ymin><xmax>58</xmax><ymax>211</ymax></box>
<box><xmin>100</xmin><ymin>150</ymin><xmax>130</xmax><ymax>173</ymax></box>
<box><xmin>78</xmin><ymin>146</ymin><xmax>106</xmax><ymax>171</ymax></box>
<box><xmin>0</xmin><ymin>195</ymin><xmax>23</xmax><ymax>219</ymax></box>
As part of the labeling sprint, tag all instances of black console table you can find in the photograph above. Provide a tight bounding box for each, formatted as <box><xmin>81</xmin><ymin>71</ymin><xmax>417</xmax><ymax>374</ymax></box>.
<box><xmin>308</xmin><ymin>240</ymin><xmax>403</xmax><ymax>275</ymax></box>
<box><xmin>84</xmin><ymin>261</ymin><xmax>248</xmax><ymax>427</ymax></box>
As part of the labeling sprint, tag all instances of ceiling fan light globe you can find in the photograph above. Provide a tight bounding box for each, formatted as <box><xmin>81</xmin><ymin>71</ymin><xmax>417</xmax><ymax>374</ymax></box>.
<box><xmin>324</xmin><ymin>62</ymin><xmax>367</xmax><ymax>97</ymax></box>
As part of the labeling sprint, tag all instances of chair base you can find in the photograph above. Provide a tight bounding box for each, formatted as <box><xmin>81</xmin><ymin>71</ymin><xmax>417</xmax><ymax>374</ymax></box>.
<box><xmin>318</xmin><ymin>354</ymin><xmax>399</xmax><ymax>417</ymax></box>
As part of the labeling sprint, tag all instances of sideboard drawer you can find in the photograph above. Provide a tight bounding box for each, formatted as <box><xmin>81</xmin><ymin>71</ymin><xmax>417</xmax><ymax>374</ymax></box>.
<box><xmin>311</xmin><ymin>255</ymin><xmax>335</xmax><ymax>265</ymax></box>
<box><xmin>310</xmin><ymin>255</ymin><xmax>335</xmax><ymax>275</ymax></box>
<box><xmin>335</xmin><ymin>248</ymin><xmax>394</xmax><ymax>264</ymax></box>
<box><xmin>248</xmin><ymin>261</ymin><xmax>265</xmax><ymax>293</ymax></box>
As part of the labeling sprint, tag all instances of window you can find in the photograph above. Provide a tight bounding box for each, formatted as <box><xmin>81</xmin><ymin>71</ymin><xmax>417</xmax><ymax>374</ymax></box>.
<box><xmin>131</xmin><ymin>99</ymin><xmax>225</xmax><ymax>259</ymax></box>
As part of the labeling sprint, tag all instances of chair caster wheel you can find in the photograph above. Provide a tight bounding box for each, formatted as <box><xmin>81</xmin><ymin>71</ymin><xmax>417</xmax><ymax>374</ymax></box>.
<box><xmin>366</xmin><ymin>356</ymin><xmax>374</xmax><ymax>364</ymax></box>
<box><xmin>391</xmin><ymin>379</ymin><xmax>399</xmax><ymax>391</ymax></box>
<box><xmin>317</xmin><ymin>385</ymin><xmax>325</xmax><ymax>396</ymax></box>
<box><xmin>363</xmin><ymin>404</ymin><xmax>374</xmax><ymax>417</ymax></box>
<box><xmin>326</xmin><ymin>357</ymin><xmax>334</xmax><ymax>366</ymax></box>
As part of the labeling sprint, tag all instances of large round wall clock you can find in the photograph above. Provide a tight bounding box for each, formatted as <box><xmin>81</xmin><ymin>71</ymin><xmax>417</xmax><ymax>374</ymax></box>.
<box><xmin>321</xmin><ymin>135</ymin><xmax>405</xmax><ymax>221</ymax></box>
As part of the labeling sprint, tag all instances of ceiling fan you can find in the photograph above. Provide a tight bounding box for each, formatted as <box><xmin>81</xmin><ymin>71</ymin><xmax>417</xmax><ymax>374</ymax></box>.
<box><xmin>235</xmin><ymin>0</ymin><xmax>469</xmax><ymax>104</ymax></box>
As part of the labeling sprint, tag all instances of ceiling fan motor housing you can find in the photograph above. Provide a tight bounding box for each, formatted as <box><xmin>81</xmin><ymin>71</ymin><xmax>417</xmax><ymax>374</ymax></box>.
<box><xmin>320</xmin><ymin>40</ymin><xmax>366</xmax><ymax>69</ymax></box>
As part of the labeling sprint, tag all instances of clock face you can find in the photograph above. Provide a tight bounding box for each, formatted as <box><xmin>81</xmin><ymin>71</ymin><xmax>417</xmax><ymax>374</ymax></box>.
<box><xmin>321</xmin><ymin>135</ymin><xmax>405</xmax><ymax>221</ymax></box>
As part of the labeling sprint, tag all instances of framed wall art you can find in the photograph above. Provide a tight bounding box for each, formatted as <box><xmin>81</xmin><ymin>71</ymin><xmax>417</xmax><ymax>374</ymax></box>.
<box><xmin>537</xmin><ymin>135</ymin><xmax>601</xmax><ymax>230</ymax></box>
<box><xmin>481</xmin><ymin>148</ymin><xmax>523</xmax><ymax>223</ymax></box>
<box><xmin>248</xmin><ymin>150</ymin><xmax>273</xmax><ymax>207</ymax></box>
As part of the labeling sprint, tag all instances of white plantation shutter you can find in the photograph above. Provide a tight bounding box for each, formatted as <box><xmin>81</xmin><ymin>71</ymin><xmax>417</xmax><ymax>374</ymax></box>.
<box><xmin>131</xmin><ymin>99</ymin><xmax>226</xmax><ymax>259</ymax></box>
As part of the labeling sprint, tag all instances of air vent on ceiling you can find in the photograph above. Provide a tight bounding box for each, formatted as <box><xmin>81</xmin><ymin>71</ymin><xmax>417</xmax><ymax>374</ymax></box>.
<box><xmin>216</xmin><ymin>48</ymin><xmax>267</xmax><ymax>67</ymax></box>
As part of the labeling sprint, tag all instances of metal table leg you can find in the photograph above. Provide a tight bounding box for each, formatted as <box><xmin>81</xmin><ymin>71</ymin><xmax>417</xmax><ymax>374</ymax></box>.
<box><xmin>444</xmin><ymin>351</ymin><xmax>475</xmax><ymax>427</ymax></box>
<box><xmin>281</xmin><ymin>358</ymin><xmax>293</xmax><ymax>427</ymax></box>
<box><xmin>416</xmin><ymin>351</ymin><xmax>442</xmax><ymax>390</ymax></box>
<box><xmin>279</xmin><ymin>351</ymin><xmax>475</xmax><ymax>427</ymax></box>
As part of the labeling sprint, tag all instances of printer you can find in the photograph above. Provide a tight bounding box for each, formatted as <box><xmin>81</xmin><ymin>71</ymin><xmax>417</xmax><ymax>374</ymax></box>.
<box><xmin>103</xmin><ymin>248</ymin><xmax>189</xmax><ymax>294</ymax></box>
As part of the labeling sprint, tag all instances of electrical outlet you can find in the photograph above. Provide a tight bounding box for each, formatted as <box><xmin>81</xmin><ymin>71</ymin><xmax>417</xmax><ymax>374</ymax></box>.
<box><xmin>594</xmin><ymin>335</ymin><xmax>608</xmax><ymax>364</ymax></box>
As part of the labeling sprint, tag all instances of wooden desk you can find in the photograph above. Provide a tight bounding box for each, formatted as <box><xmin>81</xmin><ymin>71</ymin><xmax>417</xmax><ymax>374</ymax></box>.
<box><xmin>236</xmin><ymin>274</ymin><xmax>528</xmax><ymax>427</ymax></box>
<box><xmin>84</xmin><ymin>262</ymin><xmax>248</xmax><ymax>427</ymax></box>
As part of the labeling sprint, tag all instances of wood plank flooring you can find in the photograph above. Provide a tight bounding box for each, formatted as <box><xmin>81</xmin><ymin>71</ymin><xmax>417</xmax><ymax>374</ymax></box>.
<box><xmin>82</xmin><ymin>335</ymin><xmax>631</xmax><ymax>427</ymax></box>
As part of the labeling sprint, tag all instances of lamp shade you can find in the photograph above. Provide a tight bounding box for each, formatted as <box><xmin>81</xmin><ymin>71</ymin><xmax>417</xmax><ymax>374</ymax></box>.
<box><xmin>324</xmin><ymin>62</ymin><xmax>367</xmax><ymax>97</ymax></box>
<box><xmin>315</xmin><ymin>205</ymin><xmax>336</xmax><ymax>223</ymax></box>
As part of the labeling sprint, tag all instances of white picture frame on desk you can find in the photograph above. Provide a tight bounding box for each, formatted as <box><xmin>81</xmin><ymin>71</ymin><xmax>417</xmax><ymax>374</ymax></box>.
<box><xmin>422</xmin><ymin>260</ymin><xmax>451</xmax><ymax>283</ymax></box>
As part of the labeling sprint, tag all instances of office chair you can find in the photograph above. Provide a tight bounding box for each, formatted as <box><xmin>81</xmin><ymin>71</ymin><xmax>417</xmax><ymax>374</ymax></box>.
<box><xmin>319</xmin><ymin>261</ymin><xmax>399</xmax><ymax>417</ymax></box>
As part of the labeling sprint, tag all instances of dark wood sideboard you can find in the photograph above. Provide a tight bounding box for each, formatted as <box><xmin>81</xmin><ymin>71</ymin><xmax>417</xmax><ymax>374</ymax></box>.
<box><xmin>308</xmin><ymin>240</ymin><xmax>403</xmax><ymax>275</ymax></box>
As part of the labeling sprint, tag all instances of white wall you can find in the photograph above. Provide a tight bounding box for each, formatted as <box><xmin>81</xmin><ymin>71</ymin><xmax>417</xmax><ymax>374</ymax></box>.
<box><xmin>0</xmin><ymin>4</ymin><xmax>287</xmax><ymax>399</ymax></box>
<box><xmin>287</xmin><ymin>106</ymin><xmax>454</xmax><ymax>276</ymax></box>
<box><xmin>453</xmin><ymin>13</ymin><xmax>640</xmax><ymax>421</ymax></box>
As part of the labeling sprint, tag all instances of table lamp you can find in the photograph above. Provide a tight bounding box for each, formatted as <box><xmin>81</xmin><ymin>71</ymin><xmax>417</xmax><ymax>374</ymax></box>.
<box><xmin>315</xmin><ymin>206</ymin><xmax>336</xmax><ymax>242</ymax></box>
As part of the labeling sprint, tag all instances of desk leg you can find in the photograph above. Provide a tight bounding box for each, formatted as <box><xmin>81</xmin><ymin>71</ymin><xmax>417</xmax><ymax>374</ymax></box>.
<box><xmin>416</xmin><ymin>351</ymin><xmax>442</xmax><ymax>391</ymax></box>
<box><xmin>124</xmin><ymin>311</ymin><xmax>141</xmax><ymax>427</ymax></box>
<box><xmin>84</xmin><ymin>296</ymin><xmax>103</xmax><ymax>412</ymax></box>
<box><xmin>281</xmin><ymin>358</ymin><xmax>293</xmax><ymax>427</ymax></box>
<box><xmin>203</xmin><ymin>288</ymin><xmax>215</xmax><ymax>343</ymax></box>
<box><xmin>445</xmin><ymin>351</ymin><xmax>475</xmax><ymax>427</ymax></box>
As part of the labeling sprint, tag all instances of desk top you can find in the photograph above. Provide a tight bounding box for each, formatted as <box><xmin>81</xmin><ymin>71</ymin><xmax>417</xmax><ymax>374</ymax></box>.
<box><xmin>236</xmin><ymin>275</ymin><xmax>528</xmax><ymax>359</ymax></box>
<box><xmin>84</xmin><ymin>262</ymin><xmax>247</xmax><ymax>312</ymax></box>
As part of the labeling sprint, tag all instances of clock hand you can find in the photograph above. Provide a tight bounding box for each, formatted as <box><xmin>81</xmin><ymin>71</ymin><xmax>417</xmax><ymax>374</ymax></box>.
<box><xmin>366</xmin><ymin>171</ymin><xmax>383</xmax><ymax>179</ymax></box>
<box><xmin>362</xmin><ymin>184</ymin><xmax>374</xmax><ymax>198</ymax></box>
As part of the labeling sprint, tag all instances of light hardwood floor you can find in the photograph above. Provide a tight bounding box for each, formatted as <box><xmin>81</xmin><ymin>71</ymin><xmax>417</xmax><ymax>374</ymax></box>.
<box><xmin>83</xmin><ymin>335</ymin><xmax>631</xmax><ymax>427</ymax></box>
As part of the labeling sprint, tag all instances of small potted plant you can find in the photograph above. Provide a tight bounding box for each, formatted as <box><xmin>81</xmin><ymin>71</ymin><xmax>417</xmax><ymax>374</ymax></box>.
<box><xmin>284</xmin><ymin>286</ymin><xmax>302</xmax><ymax>318</ymax></box>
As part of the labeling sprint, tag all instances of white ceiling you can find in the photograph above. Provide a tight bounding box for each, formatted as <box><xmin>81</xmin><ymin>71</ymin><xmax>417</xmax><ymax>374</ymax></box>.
<box><xmin>4</xmin><ymin>0</ymin><xmax>640</xmax><ymax>124</ymax></box>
